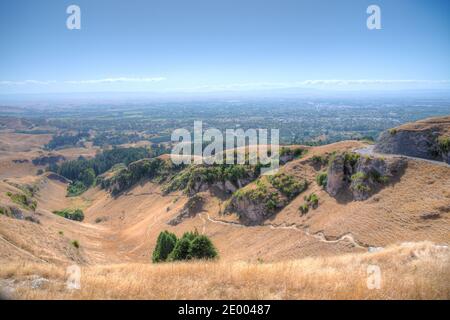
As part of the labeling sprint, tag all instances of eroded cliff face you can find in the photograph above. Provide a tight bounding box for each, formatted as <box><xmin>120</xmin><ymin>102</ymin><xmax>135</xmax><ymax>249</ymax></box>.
<box><xmin>374</xmin><ymin>117</ymin><xmax>450</xmax><ymax>164</ymax></box>
<box><xmin>224</xmin><ymin>174</ymin><xmax>308</xmax><ymax>225</ymax></box>
<box><xmin>226</xmin><ymin>196</ymin><xmax>282</xmax><ymax>225</ymax></box>
<box><xmin>187</xmin><ymin>176</ymin><xmax>255</xmax><ymax>197</ymax></box>
<box><xmin>167</xmin><ymin>195</ymin><xmax>204</xmax><ymax>226</ymax></box>
<box><xmin>326</xmin><ymin>153</ymin><xmax>406</xmax><ymax>201</ymax></box>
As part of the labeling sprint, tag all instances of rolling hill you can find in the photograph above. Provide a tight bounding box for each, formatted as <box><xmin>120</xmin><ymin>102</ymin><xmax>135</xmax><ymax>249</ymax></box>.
<box><xmin>0</xmin><ymin>117</ymin><xmax>449</xmax><ymax>299</ymax></box>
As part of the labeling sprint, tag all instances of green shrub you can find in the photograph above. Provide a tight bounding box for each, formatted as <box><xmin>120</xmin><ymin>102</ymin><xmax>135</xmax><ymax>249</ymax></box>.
<box><xmin>388</xmin><ymin>128</ymin><xmax>397</xmax><ymax>136</ymax></box>
<box><xmin>268</xmin><ymin>173</ymin><xmax>308</xmax><ymax>199</ymax></box>
<box><xmin>168</xmin><ymin>237</ymin><xmax>192</xmax><ymax>261</ymax></box>
<box><xmin>352</xmin><ymin>183</ymin><xmax>371</xmax><ymax>192</ymax></box>
<box><xmin>438</xmin><ymin>136</ymin><xmax>450</xmax><ymax>153</ymax></box>
<box><xmin>344</xmin><ymin>153</ymin><xmax>360</xmax><ymax>167</ymax></box>
<box><xmin>300</xmin><ymin>193</ymin><xmax>319</xmax><ymax>213</ymax></box>
<box><xmin>188</xmin><ymin>235</ymin><xmax>218</xmax><ymax>260</ymax></box>
<box><xmin>316</xmin><ymin>172</ymin><xmax>328</xmax><ymax>187</ymax></box>
<box><xmin>351</xmin><ymin>172</ymin><xmax>366</xmax><ymax>182</ymax></box>
<box><xmin>53</xmin><ymin>208</ymin><xmax>84</xmax><ymax>221</ymax></box>
<box><xmin>292</xmin><ymin>148</ymin><xmax>306</xmax><ymax>158</ymax></box>
<box><xmin>67</xmin><ymin>181</ymin><xmax>87</xmax><ymax>197</ymax></box>
<box><xmin>0</xmin><ymin>206</ymin><xmax>11</xmax><ymax>216</ymax></box>
<box><xmin>309</xmin><ymin>193</ymin><xmax>319</xmax><ymax>207</ymax></box>
<box><xmin>280</xmin><ymin>147</ymin><xmax>306</xmax><ymax>158</ymax></box>
<box><xmin>6</xmin><ymin>192</ymin><xmax>37</xmax><ymax>211</ymax></box>
<box><xmin>304</xmin><ymin>193</ymin><xmax>319</xmax><ymax>208</ymax></box>
<box><xmin>152</xmin><ymin>231</ymin><xmax>178</xmax><ymax>263</ymax></box>
<box><xmin>378</xmin><ymin>175</ymin><xmax>390</xmax><ymax>184</ymax></box>
<box><xmin>312</xmin><ymin>155</ymin><xmax>324</xmax><ymax>164</ymax></box>
<box><xmin>368</xmin><ymin>170</ymin><xmax>389</xmax><ymax>184</ymax></box>
<box><xmin>299</xmin><ymin>203</ymin><xmax>309</xmax><ymax>215</ymax></box>
<box><xmin>71</xmin><ymin>240</ymin><xmax>80</xmax><ymax>248</ymax></box>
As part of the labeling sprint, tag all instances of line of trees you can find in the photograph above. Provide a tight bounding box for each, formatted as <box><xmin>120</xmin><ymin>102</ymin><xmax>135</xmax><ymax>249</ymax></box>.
<box><xmin>49</xmin><ymin>147</ymin><xmax>152</xmax><ymax>195</ymax></box>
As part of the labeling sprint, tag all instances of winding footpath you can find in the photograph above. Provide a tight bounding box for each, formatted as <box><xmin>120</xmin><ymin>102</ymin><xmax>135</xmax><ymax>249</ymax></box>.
<box><xmin>354</xmin><ymin>145</ymin><xmax>450</xmax><ymax>168</ymax></box>
<box><xmin>199</xmin><ymin>212</ymin><xmax>370</xmax><ymax>250</ymax></box>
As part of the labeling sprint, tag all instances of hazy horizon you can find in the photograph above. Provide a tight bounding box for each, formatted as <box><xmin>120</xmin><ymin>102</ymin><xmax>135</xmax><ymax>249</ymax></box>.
<box><xmin>1</xmin><ymin>0</ymin><xmax>449</xmax><ymax>95</ymax></box>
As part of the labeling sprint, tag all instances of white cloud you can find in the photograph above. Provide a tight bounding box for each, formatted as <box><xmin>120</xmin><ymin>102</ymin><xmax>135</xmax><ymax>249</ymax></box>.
<box><xmin>299</xmin><ymin>79</ymin><xmax>450</xmax><ymax>86</ymax></box>
<box><xmin>0</xmin><ymin>77</ymin><xmax>165</xmax><ymax>86</ymax></box>
<box><xmin>64</xmin><ymin>77</ymin><xmax>166</xmax><ymax>84</ymax></box>
<box><xmin>0</xmin><ymin>80</ymin><xmax>56</xmax><ymax>85</ymax></box>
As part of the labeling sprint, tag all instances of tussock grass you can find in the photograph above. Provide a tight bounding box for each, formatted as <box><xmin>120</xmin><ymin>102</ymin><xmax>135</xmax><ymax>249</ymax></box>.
<box><xmin>1</xmin><ymin>242</ymin><xmax>449</xmax><ymax>300</ymax></box>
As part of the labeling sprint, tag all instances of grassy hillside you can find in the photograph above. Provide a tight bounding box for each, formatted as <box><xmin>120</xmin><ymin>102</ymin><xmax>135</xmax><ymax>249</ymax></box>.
<box><xmin>1</xmin><ymin>117</ymin><xmax>450</xmax><ymax>300</ymax></box>
<box><xmin>1</xmin><ymin>242</ymin><xmax>448</xmax><ymax>299</ymax></box>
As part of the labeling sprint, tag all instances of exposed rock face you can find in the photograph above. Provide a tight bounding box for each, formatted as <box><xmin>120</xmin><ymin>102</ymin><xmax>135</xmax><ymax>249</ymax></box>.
<box><xmin>441</xmin><ymin>148</ymin><xmax>450</xmax><ymax>164</ymax></box>
<box><xmin>374</xmin><ymin>116</ymin><xmax>450</xmax><ymax>164</ymax></box>
<box><xmin>326</xmin><ymin>153</ymin><xmax>406</xmax><ymax>201</ymax></box>
<box><xmin>326</xmin><ymin>155</ymin><xmax>347</xmax><ymax>197</ymax></box>
<box><xmin>376</xmin><ymin>130</ymin><xmax>437</xmax><ymax>159</ymax></box>
<box><xmin>226</xmin><ymin>196</ymin><xmax>277</xmax><ymax>224</ymax></box>
<box><xmin>167</xmin><ymin>195</ymin><xmax>204</xmax><ymax>226</ymax></box>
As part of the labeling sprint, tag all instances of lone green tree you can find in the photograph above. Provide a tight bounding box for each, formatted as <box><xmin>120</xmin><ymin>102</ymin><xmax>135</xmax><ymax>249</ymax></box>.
<box><xmin>152</xmin><ymin>231</ymin><xmax>177</xmax><ymax>262</ymax></box>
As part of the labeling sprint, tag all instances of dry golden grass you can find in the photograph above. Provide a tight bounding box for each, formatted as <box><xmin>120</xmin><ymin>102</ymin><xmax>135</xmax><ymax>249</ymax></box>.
<box><xmin>1</xmin><ymin>242</ymin><xmax>448</xmax><ymax>300</ymax></box>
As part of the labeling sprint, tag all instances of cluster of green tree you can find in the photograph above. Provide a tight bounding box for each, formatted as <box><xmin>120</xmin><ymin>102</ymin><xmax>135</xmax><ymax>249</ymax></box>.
<box><xmin>52</xmin><ymin>208</ymin><xmax>84</xmax><ymax>221</ymax></box>
<box><xmin>231</xmin><ymin>179</ymin><xmax>282</xmax><ymax>212</ymax></box>
<box><xmin>311</xmin><ymin>152</ymin><xmax>336</xmax><ymax>167</ymax></box>
<box><xmin>67</xmin><ymin>181</ymin><xmax>88</xmax><ymax>197</ymax></box>
<box><xmin>163</xmin><ymin>164</ymin><xmax>258</xmax><ymax>195</ymax></box>
<box><xmin>45</xmin><ymin>132</ymin><xmax>89</xmax><ymax>150</ymax></box>
<box><xmin>279</xmin><ymin>146</ymin><xmax>307</xmax><ymax>159</ymax></box>
<box><xmin>49</xmin><ymin>147</ymin><xmax>152</xmax><ymax>196</ymax></box>
<box><xmin>350</xmin><ymin>168</ymin><xmax>389</xmax><ymax>193</ymax></box>
<box><xmin>150</xmin><ymin>143</ymin><xmax>172</xmax><ymax>157</ymax></box>
<box><xmin>229</xmin><ymin>173</ymin><xmax>308</xmax><ymax>216</ymax></box>
<box><xmin>268</xmin><ymin>173</ymin><xmax>308</xmax><ymax>199</ymax></box>
<box><xmin>15</xmin><ymin>129</ymin><xmax>53</xmax><ymax>135</ymax></box>
<box><xmin>152</xmin><ymin>230</ymin><xmax>218</xmax><ymax>263</ymax></box>
<box><xmin>101</xmin><ymin>158</ymin><xmax>176</xmax><ymax>195</ymax></box>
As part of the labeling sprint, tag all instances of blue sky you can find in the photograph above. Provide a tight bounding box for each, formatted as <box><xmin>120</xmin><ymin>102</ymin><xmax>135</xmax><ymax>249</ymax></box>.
<box><xmin>0</xmin><ymin>0</ymin><xmax>449</xmax><ymax>94</ymax></box>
